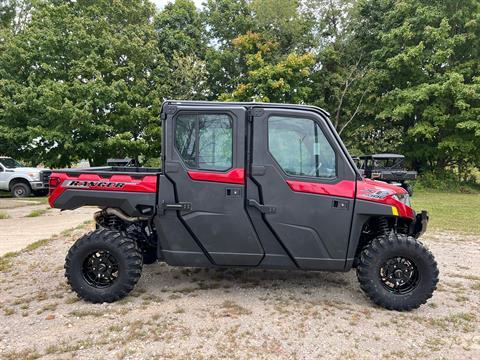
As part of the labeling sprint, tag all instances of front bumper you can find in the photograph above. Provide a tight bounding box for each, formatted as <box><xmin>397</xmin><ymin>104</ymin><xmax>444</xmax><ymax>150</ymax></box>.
<box><xmin>30</xmin><ymin>181</ymin><xmax>48</xmax><ymax>190</ymax></box>
<box><xmin>410</xmin><ymin>210</ymin><xmax>429</xmax><ymax>238</ymax></box>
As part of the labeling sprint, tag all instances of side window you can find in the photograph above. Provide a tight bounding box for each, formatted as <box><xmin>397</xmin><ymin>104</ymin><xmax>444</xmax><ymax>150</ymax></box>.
<box><xmin>175</xmin><ymin>113</ymin><xmax>233</xmax><ymax>171</ymax></box>
<box><xmin>268</xmin><ymin>116</ymin><xmax>336</xmax><ymax>178</ymax></box>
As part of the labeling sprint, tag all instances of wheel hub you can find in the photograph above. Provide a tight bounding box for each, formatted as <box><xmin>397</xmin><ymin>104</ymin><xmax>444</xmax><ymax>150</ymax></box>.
<box><xmin>379</xmin><ymin>256</ymin><xmax>419</xmax><ymax>294</ymax></box>
<box><xmin>82</xmin><ymin>250</ymin><xmax>119</xmax><ymax>288</ymax></box>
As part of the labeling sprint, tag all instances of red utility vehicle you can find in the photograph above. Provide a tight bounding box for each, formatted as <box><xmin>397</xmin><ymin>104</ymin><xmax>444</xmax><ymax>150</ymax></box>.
<box><xmin>49</xmin><ymin>101</ymin><xmax>438</xmax><ymax>311</ymax></box>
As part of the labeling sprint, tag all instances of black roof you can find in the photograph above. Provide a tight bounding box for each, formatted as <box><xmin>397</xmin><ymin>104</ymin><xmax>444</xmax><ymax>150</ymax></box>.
<box><xmin>162</xmin><ymin>100</ymin><xmax>330</xmax><ymax>118</ymax></box>
<box><xmin>360</xmin><ymin>153</ymin><xmax>405</xmax><ymax>159</ymax></box>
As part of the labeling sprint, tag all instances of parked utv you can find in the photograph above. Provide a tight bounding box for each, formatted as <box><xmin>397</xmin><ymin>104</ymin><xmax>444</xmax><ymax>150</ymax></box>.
<box><xmin>49</xmin><ymin>101</ymin><xmax>438</xmax><ymax>311</ymax></box>
<box><xmin>356</xmin><ymin>154</ymin><xmax>417</xmax><ymax>196</ymax></box>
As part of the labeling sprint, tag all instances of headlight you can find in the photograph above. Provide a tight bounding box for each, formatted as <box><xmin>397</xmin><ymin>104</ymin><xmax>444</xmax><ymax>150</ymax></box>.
<box><xmin>392</xmin><ymin>193</ymin><xmax>411</xmax><ymax>207</ymax></box>
<box><xmin>28</xmin><ymin>173</ymin><xmax>41</xmax><ymax>181</ymax></box>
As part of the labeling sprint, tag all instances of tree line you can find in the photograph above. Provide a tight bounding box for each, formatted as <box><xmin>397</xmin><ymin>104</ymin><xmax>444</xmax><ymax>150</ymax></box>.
<box><xmin>0</xmin><ymin>0</ymin><xmax>479</xmax><ymax>179</ymax></box>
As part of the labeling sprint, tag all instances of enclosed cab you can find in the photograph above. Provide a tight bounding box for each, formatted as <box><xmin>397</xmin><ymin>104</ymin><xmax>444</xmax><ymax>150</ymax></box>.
<box><xmin>49</xmin><ymin>101</ymin><xmax>438</xmax><ymax>311</ymax></box>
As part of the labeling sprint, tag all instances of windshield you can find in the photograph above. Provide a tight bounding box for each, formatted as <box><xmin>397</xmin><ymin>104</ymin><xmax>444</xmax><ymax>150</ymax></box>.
<box><xmin>371</xmin><ymin>158</ymin><xmax>403</xmax><ymax>169</ymax></box>
<box><xmin>0</xmin><ymin>158</ymin><xmax>25</xmax><ymax>168</ymax></box>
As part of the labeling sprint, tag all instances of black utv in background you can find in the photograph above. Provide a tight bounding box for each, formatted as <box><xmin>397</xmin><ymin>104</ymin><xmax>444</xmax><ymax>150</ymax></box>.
<box><xmin>355</xmin><ymin>154</ymin><xmax>417</xmax><ymax>196</ymax></box>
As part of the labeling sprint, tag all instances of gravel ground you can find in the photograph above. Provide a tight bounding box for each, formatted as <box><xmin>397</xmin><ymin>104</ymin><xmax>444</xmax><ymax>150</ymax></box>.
<box><xmin>0</xmin><ymin>226</ymin><xmax>478</xmax><ymax>359</ymax></box>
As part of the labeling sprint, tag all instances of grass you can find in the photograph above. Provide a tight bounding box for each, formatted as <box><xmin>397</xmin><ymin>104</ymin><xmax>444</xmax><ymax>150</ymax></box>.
<box><xmin>25</xmin><ymin>209</ymin><xmax>49</xmax><ymax>218</ymax></box>
<box><xmin>412</xmin><ymin>190</ymin><xmax>480</xmax><ymax>234</ymax></box>
<box><xmin>0</xmin><ymin>211</ymin><xmax>9</xmax><ymax>219</ymax></box>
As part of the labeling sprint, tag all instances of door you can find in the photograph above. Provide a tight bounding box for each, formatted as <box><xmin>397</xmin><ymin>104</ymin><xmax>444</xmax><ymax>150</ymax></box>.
<box><xmin>162</xmin><ymin>104</ymin><xmax>264</xmax><ymax>266</ymax></box>
<box><xmin>249</xmin><ymin>108</ymin><xmax>357</xmax><ymax>270</ymax></box>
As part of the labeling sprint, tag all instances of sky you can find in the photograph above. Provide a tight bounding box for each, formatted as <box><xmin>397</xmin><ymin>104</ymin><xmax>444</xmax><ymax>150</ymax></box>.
<box><xmin>152</xmin><ymin>0</ymin><xmax>204</xmax><ymax>9</ymax></box>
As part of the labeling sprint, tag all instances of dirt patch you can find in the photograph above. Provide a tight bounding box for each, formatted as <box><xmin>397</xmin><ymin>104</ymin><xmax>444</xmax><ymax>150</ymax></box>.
<box><xmin>0</xmin><ymin>229</ymin><xmax>479</xmax><ymax>359</ymax></box>
<box><xmin>0</xmin><ymin>203</ymin><xmax>98</xmax><ymax>256</ymax></box>
<box><xmin>0</xmin><ymin>199</ymin><xmax>42</xmax><ymax>210</ymax></box>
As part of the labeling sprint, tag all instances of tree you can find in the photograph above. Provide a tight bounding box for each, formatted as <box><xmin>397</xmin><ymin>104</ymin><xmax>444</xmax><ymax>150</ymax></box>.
<box><xmin>0</xmin><ymin>0</ymin><xmax>31</xmax><ymax>33</ymax></box>
<box><xmin>202</xmin><ymin>0</ymin><xmax>254</xmax><ymax>98</ymax></box>
<box><xmin>354</xmin><ymin>0</ymin><xmax>480</xmax><ymax>175</ymax></box>
<box><xmin>165</xmin><ymin>52</ymin><xmax>209</xmax><ymax>99</ymax></box>
<box><xmin>205</xmin><ymin>0</ymin><xmax>316</xmax><ymax>101</ymax></box>
<box><xmin>250</xmin><ymin>0</ymin><xmax>315</xmax><ymax>53</ymax></box>
<box><xmin>306</xmin><ymin>0</ymin><xmax>369</xmax><ymax>137</ymax></box>
<box><xmin>220</xmin><ymin>32</ymin><xmax>314</xmax><ymax>102</ymax></box>
<box><xmin>155</xmin><ymin>0</ymin><xmax>205</xmax><ymax>60</ymax></box>
<box><xmin>0</xmin><ymin>0</ymin><xmax>166</xmax><ymax>166</ymax></box>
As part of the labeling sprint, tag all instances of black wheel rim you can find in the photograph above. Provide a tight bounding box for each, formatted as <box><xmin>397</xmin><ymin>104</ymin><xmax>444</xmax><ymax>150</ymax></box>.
<box><xmin>379</xmin><ymin>257</ymin><xmax>419</xmax><ymax>294</ymax></box>
<box><xmin>82</xmin><ymin>250</ymin><xmax>119</xmax><ymax>288</ymax></box>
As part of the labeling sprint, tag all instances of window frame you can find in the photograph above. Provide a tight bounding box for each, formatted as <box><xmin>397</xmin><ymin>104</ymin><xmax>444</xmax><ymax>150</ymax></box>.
<box><xmin>173</xmin><ymin>111</ymin><xmax>235</xmax><ymax>172</ymax></box>
<box><xmin>266</xmin><ymin>114</ymin><xmax>338</xmax><ymax>182</ymax></box>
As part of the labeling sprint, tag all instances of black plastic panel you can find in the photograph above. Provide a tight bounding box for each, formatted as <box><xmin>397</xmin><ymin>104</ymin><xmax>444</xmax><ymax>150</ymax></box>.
<box><xmin>54</xmin><ymin>189</ymin><xmax>156</xmax><ymax>217</ymax></box>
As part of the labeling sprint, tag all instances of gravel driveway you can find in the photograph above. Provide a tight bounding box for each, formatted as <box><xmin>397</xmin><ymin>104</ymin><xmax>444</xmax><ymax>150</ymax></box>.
<box><xmin>0</xmin><ymin>225</ymin><xmax>479</xmax><ymax>359</ymax></box>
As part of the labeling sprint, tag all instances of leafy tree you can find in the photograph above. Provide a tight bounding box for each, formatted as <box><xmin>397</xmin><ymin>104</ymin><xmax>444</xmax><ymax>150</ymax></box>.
<box><xmin>165</xmin><ymin>52</ymin><xmax>209</xmax><ymax>99</ymax></box>
<box><xmin>354</xmin><ymin>0</ymin><xmax>480</xmax><ymax>176</ymax></box>
<box><xmin>155</xmin><ymin>0</ymin><xmax>205</xmax><ymax>60</ymax></box>
<box><xmin>0</xmin><ymin>0</ymin><xmax>31</xmax><ymax>33</ymax></box>
<box><xmin>220</xmin><ymin>32</ymin><xmax>314</xmax><ymax>102</ymax></box>
<box><xmin>202</xmin><ymin>0</ymin><xmax>254</xmax><ymax>98</ymax></box>
<box><xmin>206</xmin><ymin>0</ymin><xmax>315</xmax><ymax>102</ymax></box>
<box><xmin>306</xmin><ymin>0</ymin><xmax>369</xmax><ymax>136</ymax></box>
<box><xmin>250</xmin><ymin>0</ymin><xmax>315</xmax><ymax>52</ymax></box>
<box><xmin>0</xmin><ymin>0</ymin><xmax>166</xmax><ymax>166</ymax></box>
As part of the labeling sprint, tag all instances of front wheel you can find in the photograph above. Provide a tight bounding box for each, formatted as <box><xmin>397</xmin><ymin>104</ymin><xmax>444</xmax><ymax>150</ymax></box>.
<box><xmin>11</xmin><ymin>182</ymin><xmax>31</xmax><ymax>198</ymax></box>
<box><xmin>65</xmin><ymin>229</ymin><xmax>143</xmax><ymax>303</ymax></box>
<box><xmin>357</xmin><ymin>234</ymin><xmax>439</xmax><ymax>311</ymax></box>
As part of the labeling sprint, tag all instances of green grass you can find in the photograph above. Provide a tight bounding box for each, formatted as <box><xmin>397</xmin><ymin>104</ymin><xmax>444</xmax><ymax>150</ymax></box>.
<box><xmin>0</xmin><ymin>211</ymin><xmax>10</xmax><ymax>219</ymax></box>
<box><xmin>25</xmin><ymin>209</ymin><xmax>49</xmax><ymax>218</ymax></box>
<box><xmin>412</xmin><ymin>191</ymin><xmax>480</xmax><ymax>234</ymax></box>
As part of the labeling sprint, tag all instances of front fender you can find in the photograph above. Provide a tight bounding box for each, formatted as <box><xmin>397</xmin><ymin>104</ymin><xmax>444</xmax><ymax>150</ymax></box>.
<box><xmin>8</xmin><ymin>175</ymin><xmax>33</xmax><ymax>189</ymax></box>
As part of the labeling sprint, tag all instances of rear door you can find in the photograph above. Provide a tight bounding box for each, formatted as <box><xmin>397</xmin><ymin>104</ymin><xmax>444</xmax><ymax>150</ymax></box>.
<box><xmin>162</xmin><ymin>104</ymin><xmax>264</xmax><ymax>266</ymax></box>
<box><xmin>248</xmin><ymin>107</ymin><xmax>357</xmax><ymax>270</ymax></box>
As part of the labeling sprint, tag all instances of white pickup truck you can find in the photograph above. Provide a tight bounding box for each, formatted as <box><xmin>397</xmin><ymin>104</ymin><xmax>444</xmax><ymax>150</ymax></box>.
<box><xmin>0</xmin><ymin>157</ymin><xmax>51</xmax><ymax>197</ymax></box>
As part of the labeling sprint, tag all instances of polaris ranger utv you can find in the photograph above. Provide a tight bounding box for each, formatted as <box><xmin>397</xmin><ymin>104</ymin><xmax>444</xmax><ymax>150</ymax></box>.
<box><xmin>49</xmin><ymin>101</ymin><xmax>438</xmax><ymax>311</ymax></box>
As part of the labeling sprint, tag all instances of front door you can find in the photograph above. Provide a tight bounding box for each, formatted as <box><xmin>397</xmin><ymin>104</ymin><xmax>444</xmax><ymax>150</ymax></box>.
<box><xmin>162</xmin><ymin>104</ymin><xmax>264</xmax><ymax>266</ymax></box>
<box><xmin>0</xmin><ymin>164</ymin><xmax>7</xmax><ymax>190</ymax></box>
<box><xmin>249</xmin><ymin>108</ymin><xmax>357</xmax><ymax>270</ymax></box>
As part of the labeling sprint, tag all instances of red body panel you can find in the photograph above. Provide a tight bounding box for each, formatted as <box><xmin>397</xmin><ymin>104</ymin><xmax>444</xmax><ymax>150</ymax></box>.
<box><xmin>286</xmin><ymin>177</ymin><xmax>414</xmax><ymax>219</ymax></box>
<box><xmin>286</xmin><ymin>180</ymin><xmax>355</xmax><ymax>199</ymax></box>
<box><xmin>48</xmin><ymin>172</ymin><xmax>157</xmax><ymax>208</ymax></box>
<box><xmin>187</xmin><ymin>168</ymin><xmax>245</xmax><ymax>184</ymax></box>
<box><xmin>49</xmin><ymin>169</ymin><xmax>414</xmax><ymax>220</ymax></box>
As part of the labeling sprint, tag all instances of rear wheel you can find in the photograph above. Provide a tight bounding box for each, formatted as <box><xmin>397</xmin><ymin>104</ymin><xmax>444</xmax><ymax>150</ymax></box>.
<box><xmin>357</xmin><ymin>233</ymin><xmax>438</xmax><ymax>311</ymax></box>
<box><xmin>65</xmin><ymin>229</ymin><xmax>143</xmax><ymax>303</ymax></box>
<box><xmin>11</xmin><ymin>182</ymin><xmax>31</xmax><ymax>198</ymax></box>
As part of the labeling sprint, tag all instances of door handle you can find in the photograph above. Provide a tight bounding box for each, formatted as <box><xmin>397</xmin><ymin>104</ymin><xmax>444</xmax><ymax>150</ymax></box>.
<box><xmin>332</xmin><ymin>199</ymin><xmax>349</xmax><ymax>210</ymax></box>
<box><xmin>247</xmin><ymin>199</ymin><xmax>276</xmax><ymax>214</ymax></box>
<box><xmin>159</xmin><ymin>201</ymin><xmax>192</xmax><ymax>215</ymax></box>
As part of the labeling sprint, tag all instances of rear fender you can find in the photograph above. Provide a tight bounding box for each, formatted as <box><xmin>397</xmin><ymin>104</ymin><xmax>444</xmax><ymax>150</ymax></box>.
<box><xmin>48</xmin><ymin>172</ymin><xmax>158</xmax><ymax>217</ymax></box>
